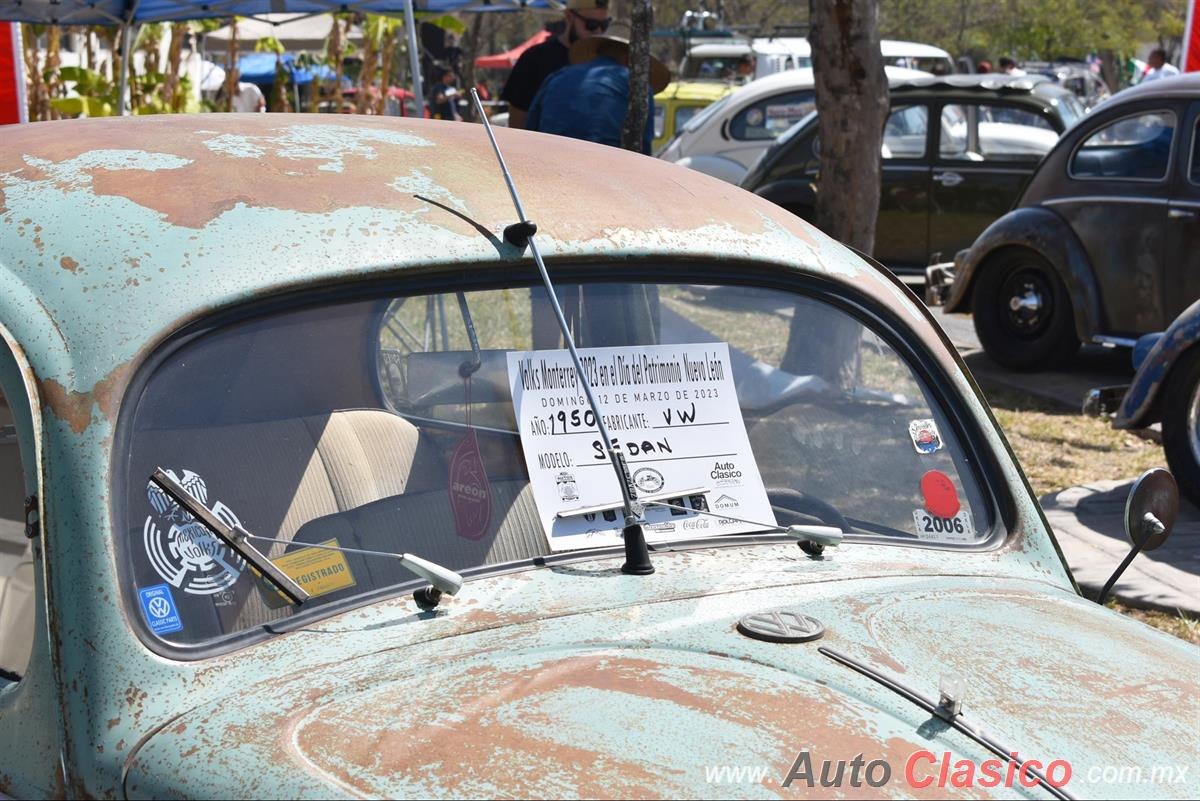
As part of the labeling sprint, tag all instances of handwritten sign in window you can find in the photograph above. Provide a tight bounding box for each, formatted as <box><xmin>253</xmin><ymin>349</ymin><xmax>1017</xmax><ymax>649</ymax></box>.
<box><xmin>506</xmin><ymin>343</ymin><xmax>776</xmax><ymax>551</ymax></box>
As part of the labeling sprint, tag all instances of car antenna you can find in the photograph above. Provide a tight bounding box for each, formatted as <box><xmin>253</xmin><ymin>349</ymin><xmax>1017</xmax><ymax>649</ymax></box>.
<box><xmin>469</xmin><ymin>88</ymin><xmax>654</xmax><ymax>575</ymax></box>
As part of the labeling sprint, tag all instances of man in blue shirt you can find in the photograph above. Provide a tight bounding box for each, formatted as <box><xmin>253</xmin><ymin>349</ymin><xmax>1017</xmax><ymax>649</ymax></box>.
<box><xmin>526</xmin><ymin>36</ymin><xmax>669</xmax><ymax>155</ymax></box>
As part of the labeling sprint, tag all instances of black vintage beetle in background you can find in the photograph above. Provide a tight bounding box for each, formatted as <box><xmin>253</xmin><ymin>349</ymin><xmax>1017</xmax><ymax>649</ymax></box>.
<box><xmin>929</xmin><ymin>73</ymin><xmax>1200</xmax><ymax>371</ymax></box>
<box><xmin>741</xmin><ymin>75</ymin><xmax>1083</xmax><ymax>278</ymax></box>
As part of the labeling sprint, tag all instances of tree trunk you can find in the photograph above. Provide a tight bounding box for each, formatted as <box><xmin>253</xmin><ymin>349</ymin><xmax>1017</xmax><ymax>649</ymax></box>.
<box><xmin>84</xmin><ymin>27</ymin><xmax>96</xmax><ymax>73</ymax></box>
<box><xmin>459</xmin><ymin>13</ymin><xmax>484</xmax><ymax>121</ymax></box>
<box><xmin>21</xmin><ymin>25</ymin><xmax>45</xmax><ymax>121</ymax></box>
<box><xmin>356</xmin><ymin>30</ymin><xmax>378</xmax><ymax>114</ymax></box>
<box><xmin>102</xmin><ymin>27</ymin><xmax>118</xmax><ymax>83</ymax></box>
<box><xmin>621</xmin><ymin>0</ymin><xmax>653</xmax><ymax>153</ymax></box>
<box><xmin>809</xmin><ymin>0</ymin><xmax>887</xmax><ymax>251</ymax></box>
<box><xmin>45</xmin><ymin>26</ymin><xmax>61</xmax><ymax>120</ymax></box>
<box><xmin>223</xmin><ymin>19</ymin><xmax>239</xmax><ymax>112</ymax></box>
<box><xmin>330</xmin><ymin>16</ymin><xmax>345</xmax><ymax>113</ymax></box>
<box><xmin>781</xmin><ymin>0</ymin><xmax>887</xmax><ymax>387</ymax></box>
<box><xmin>164</xmin><ymin>23</ymin><xmax>187</xmax><ymax>112</ymax></box>
<box><xmin>375</xmin><ymin>30</ymin><xmax>394</xmax><ymax>116</ymax></box>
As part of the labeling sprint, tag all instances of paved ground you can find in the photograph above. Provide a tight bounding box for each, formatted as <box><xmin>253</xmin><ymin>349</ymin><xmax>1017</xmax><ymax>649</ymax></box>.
<box><xmin>1041</xmin><ymin>480</ymin><xmax>1200</xmax><ymax>615</ymax></box>
<box><xmin>927</xmin><ymin>308</ymin><xmax>1197</xmax><ymax>614</ymax></box>
<box><xmin>927</xmin><ymin>306</ymin><xmax>1134</xmax><ymax>411</ymax></box>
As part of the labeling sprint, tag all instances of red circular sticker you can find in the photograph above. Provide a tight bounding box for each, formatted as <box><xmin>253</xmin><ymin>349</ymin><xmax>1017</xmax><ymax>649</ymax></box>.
<box><xmin>921</xmin><ymin>470</ymin><xmax>960</xmax><ymax>518</ymax></box>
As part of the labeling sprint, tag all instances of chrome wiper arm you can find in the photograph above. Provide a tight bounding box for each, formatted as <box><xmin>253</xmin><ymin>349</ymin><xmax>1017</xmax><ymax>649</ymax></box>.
<box><xmin>819</xmin><ymin>646</ymin><xmax>1076</xmax><ymax>801</ymax></box>
<box><xmin>240</xmin><ymin>534</ymin><xmax>463</xmax><ymax>609</ymax></box>
<box><xmin>150</xmin><ymin>468</ymin><xmax>310</xmax><ymax>606</ymax></box>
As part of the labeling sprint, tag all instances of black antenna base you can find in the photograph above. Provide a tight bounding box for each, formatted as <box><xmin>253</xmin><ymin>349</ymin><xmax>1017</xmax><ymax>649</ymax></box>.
<box><xmin>620</xmin><ymin>523</ymin><xmax>655</xmax><ymax>575</ymax></box>
<box><xmin>503</xmin><ymin>220</ymin><xmax>538</xmax><ymax>249</ymax></box>
<box><xmin>413</xmin><ymin>587</ymin><xmax>444</xmax><ymax>610</ymax></box>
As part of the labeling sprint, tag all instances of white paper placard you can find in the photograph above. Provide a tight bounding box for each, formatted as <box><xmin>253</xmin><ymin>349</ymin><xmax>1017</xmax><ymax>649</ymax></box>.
<box><xmin>506</xmin><ymin>342</ymin><xmax>777</xmax><ymax>551</ymax></box>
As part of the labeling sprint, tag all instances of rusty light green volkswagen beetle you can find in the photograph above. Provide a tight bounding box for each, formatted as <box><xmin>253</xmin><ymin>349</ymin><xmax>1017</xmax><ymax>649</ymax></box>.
<box><xmin>0</xmin><ymin>115</ymin><xmax>1196</xmax><ymax>799</ymax></box>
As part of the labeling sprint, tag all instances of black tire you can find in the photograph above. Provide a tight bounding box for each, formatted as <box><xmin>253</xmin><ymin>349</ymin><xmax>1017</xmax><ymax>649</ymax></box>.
<box><xmin>971</xmin><ymin>249</ymin><xmax>1080</xmax><ymax>371</ymax></box>
<box><xmin>1161</xmin><ymin>348</ymin><xmax>1200</xmax><ymax>509</ymax></box>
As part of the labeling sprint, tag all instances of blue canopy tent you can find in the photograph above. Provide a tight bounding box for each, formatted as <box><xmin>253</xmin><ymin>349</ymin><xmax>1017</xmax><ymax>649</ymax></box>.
<box><xmin>233</xmin><ymin>51</ymin><xmax>337</xmax><ymax>85</ymax></box>
<box><xmin>0</xmin><ymin>0</ymin><xmax>557</xmax><ymax>115</ymax></box>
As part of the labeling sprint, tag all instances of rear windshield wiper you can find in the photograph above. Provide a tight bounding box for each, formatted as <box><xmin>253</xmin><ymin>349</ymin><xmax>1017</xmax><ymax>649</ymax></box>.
<box><xmin>149</xmin><ymin>468</ymin><xmax>463</xmax><ymax>609</ymax></box>
<box><xmin>151</xmin><ymin>468</ymin><xmax>310</xmax><ymax>605</ymax></box>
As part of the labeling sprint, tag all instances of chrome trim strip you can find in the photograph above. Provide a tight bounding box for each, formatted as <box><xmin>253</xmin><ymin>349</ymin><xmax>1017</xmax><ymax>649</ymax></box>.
<box><xmin>928</xmin><ymin>166</ymin><xmax>1037</xmax><ymax>174</ymax></box>
<box><xmin>1043</xmin><ymin>195</ymin><xmax>1170</xmax><ymax>207</ymax></box>
<box><xmin>1093</xmin><ymin>335</ymin><xmax>1138</xmax><ymax>348</ymax></box>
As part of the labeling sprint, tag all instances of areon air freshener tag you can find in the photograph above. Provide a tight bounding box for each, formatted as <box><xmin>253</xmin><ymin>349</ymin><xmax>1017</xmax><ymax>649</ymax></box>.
<box><xmin>449</xmin><ymin>428</ymin><xmax>492</xmax><ymax>541</ymax></box>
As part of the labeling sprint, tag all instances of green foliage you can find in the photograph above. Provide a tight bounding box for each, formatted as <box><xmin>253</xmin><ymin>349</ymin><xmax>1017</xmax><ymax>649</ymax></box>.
<box><xmin>50</xmin><ymin>65</ymin><xmax>117</xmax><ymax>117</ymax></box>
<box><xmin>417</xmin><ymin>13</ymin><xmax>466</xmax><ymax>36</ymax></box>
<box><xmin>49</xmin><ymin>96</ymin><xmax>113</xmax><ymax>118</ymax></box>
<box><xmin>256</xmin><ymin>35</ymin><xmax>286</xmax><ymax>55</ymax></box>
<box><xmin>878</xmin><ymin>0</ymin><xmax>1187</xmax><ymax>61</ymax></box>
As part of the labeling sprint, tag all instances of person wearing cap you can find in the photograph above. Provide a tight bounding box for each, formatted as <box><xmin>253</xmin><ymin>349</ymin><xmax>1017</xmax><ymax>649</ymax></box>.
<box><xmin>523</xmin><ymin>35</ymin><xmax>670</xmax><ymax>348</ymax></box>
<box><xmin>525</xmin><ymin>35</ymin><xmax>670</xmax><ymax>155</ymax></box>
<box><xmin>500</xmin><ymin>0</ymin><xmax>611</xmax><ymax>130</ymax></box>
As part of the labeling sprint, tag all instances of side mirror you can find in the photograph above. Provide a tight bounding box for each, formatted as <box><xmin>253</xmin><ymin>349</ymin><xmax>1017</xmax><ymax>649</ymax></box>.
<box><xmin>1096</xmin><ymin>468</ymin><xmax>1178</xmax><ymax>605</ymax></box>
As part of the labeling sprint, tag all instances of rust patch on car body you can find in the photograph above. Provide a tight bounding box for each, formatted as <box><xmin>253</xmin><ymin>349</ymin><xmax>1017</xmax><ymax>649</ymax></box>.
<box><xmin>0</xmin><ymin>116</ymin><xmax>800</xmax><ymax>245</ymax></box>
<box><xmin>38</xmin><ymin>361</ymin><xmax>131</xmax><ymax>433</ymax></box>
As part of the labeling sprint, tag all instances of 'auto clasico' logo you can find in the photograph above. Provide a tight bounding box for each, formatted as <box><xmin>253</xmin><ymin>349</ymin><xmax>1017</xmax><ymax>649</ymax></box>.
<box><xmin>143</xmin><ymin>469</ymin><xmax>246</xmax><ymax>595</ymax></box>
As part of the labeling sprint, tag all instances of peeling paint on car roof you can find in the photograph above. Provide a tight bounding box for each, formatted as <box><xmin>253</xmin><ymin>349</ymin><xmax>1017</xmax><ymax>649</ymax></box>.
<box><xmin>0</xmin><ymin>114</ymin><xmax>931</xmax><ymax>407</ymax></box>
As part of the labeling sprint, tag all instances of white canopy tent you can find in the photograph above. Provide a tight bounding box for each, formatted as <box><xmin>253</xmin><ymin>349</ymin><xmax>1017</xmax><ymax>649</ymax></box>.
<box><xmin>205</xmin><ymin>13</ymin><xmax>364</xmax><ymax>54</ymax></box>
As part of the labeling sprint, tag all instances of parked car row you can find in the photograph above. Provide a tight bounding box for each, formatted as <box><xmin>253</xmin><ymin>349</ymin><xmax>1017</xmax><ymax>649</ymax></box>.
<box><xmin>741</xmin><ymin>74</ymin><xmax>1084</xmax><ymax>275</ymax></box>
<box><xmin>2</xmin><ymin>112</ymin><xmax>1196</xmax><ymax>799</ymax></box>
<box><xmin>930</xmin><ymin>73</ymin><xmax>1200</xmax><ymax>370</ymax></box>
<box><xmin>658</xmin><ymin>66</ymin><xmax>930</xmax><ymax>184</ymax></box>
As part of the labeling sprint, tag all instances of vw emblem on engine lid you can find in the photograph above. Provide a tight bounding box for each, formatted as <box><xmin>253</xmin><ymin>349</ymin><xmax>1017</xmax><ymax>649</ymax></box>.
<box><xmin>737</xmin><ymin>609</ymin><xmax>825</xmax><ymax>643</ymax></box>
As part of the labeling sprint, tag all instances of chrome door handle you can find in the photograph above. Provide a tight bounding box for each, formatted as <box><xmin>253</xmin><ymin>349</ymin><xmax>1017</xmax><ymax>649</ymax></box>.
<box><xmin>933</xmin><ymin>171</ymin><xmax>964</xmax><ymax>187</ymax></box>
<box><xmin>1168</xmin><ymin>208</ymin><xmax>1196</xmax><ymax>220</ymax></box>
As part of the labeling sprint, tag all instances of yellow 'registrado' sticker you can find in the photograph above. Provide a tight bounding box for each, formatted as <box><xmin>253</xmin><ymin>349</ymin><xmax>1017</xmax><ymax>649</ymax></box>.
<box><xmin>273</xmin><ymin>538</ymin><xmax>357</xmax><ymax>598</ymax></box>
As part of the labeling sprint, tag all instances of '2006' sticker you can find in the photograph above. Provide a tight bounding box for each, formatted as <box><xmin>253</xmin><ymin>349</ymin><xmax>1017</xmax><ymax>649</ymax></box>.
<box><xmin>912</xmin><ymin>507</ymin><xmax>975</xmax><ymax>542</ymax></box>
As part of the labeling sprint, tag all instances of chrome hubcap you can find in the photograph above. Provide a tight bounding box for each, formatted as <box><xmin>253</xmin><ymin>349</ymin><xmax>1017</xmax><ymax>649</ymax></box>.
<box><xmin>1009</xmin><ymin>290</ymin><xmax>1043</xmax><ymax>314</ymax></box>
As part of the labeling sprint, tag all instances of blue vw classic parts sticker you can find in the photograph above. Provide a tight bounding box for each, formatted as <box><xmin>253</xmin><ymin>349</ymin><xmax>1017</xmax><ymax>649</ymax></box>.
<box><xmin>138</xmin><ymin>584</ymin><xmax>183</xmax><ymax>635</ymax></box>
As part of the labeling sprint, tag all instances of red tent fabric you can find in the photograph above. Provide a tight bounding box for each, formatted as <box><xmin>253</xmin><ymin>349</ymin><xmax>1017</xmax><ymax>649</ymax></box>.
<box><xmin>1</xmin><ymin>22</ymin><xmax>25</xmax><ymax>125</ymax></box>
<box><xmin>1185</xmin><ymin>0</ymin><xmax>1199</xmax><ymax>72</ymax></box>
<box><xmin>475</xmin><ymin>29</ymin><xmax>552</xmax><ymax>70</ymax></box>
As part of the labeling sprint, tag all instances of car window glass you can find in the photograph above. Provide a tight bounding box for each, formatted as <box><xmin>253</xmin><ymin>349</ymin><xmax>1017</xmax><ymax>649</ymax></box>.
<box><xmin>731</xmin><ymin>91</ymin><xmax>816</xmax><ymax>141</ymax></box>
<box><xmin>1071</xmin><ymin>110</ymin><xmax>1175</xmax><ymax>180</ymax></box>
<box><xmin>1052</xmin><ymin>94</ymin><xmax>1085</xmax><ymax>129</ymax></box>
<box><xmin>684</xmin><ymin>56</ymin><xmax>744</xmax><ymax>80</ymax></box>
<box><xmin>653</xmin><ymin>104</ymin><xmax>665</xmax><ymax>139</ymax></box>
<box><xmin>0</xmin><ymin>371</ymin><xmax>35</xmax><ymax>682</ymax></box>
<box><xmin>675</xmin><ymin>105</ymin><xmax>701</xmax><ymax>133</ymax></box>
<box><xmin>883</xmin><ymin>105</ymin><xmax>928</xmax><ymax>159</ymax></box>
<box><xmin>682</xmin><ymin>94</ymin><xmax>730</xmax><ymax>134</ymax></box>
<box><xmin>124</xmin><ymin>280</ymin><xmax>989</xmax><ymax>650</ymax></box>
<box><xmin>940</xmin><ymin>103</ymin><xmax>1057</xmax><ymax>162</ymax></box>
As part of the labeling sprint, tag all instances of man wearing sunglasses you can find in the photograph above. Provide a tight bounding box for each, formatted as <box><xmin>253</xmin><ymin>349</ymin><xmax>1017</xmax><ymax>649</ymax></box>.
<box><xmin>500</xmin><ymin>0</ymin><xmax>610</xmax><ymax>130</ymax></box>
